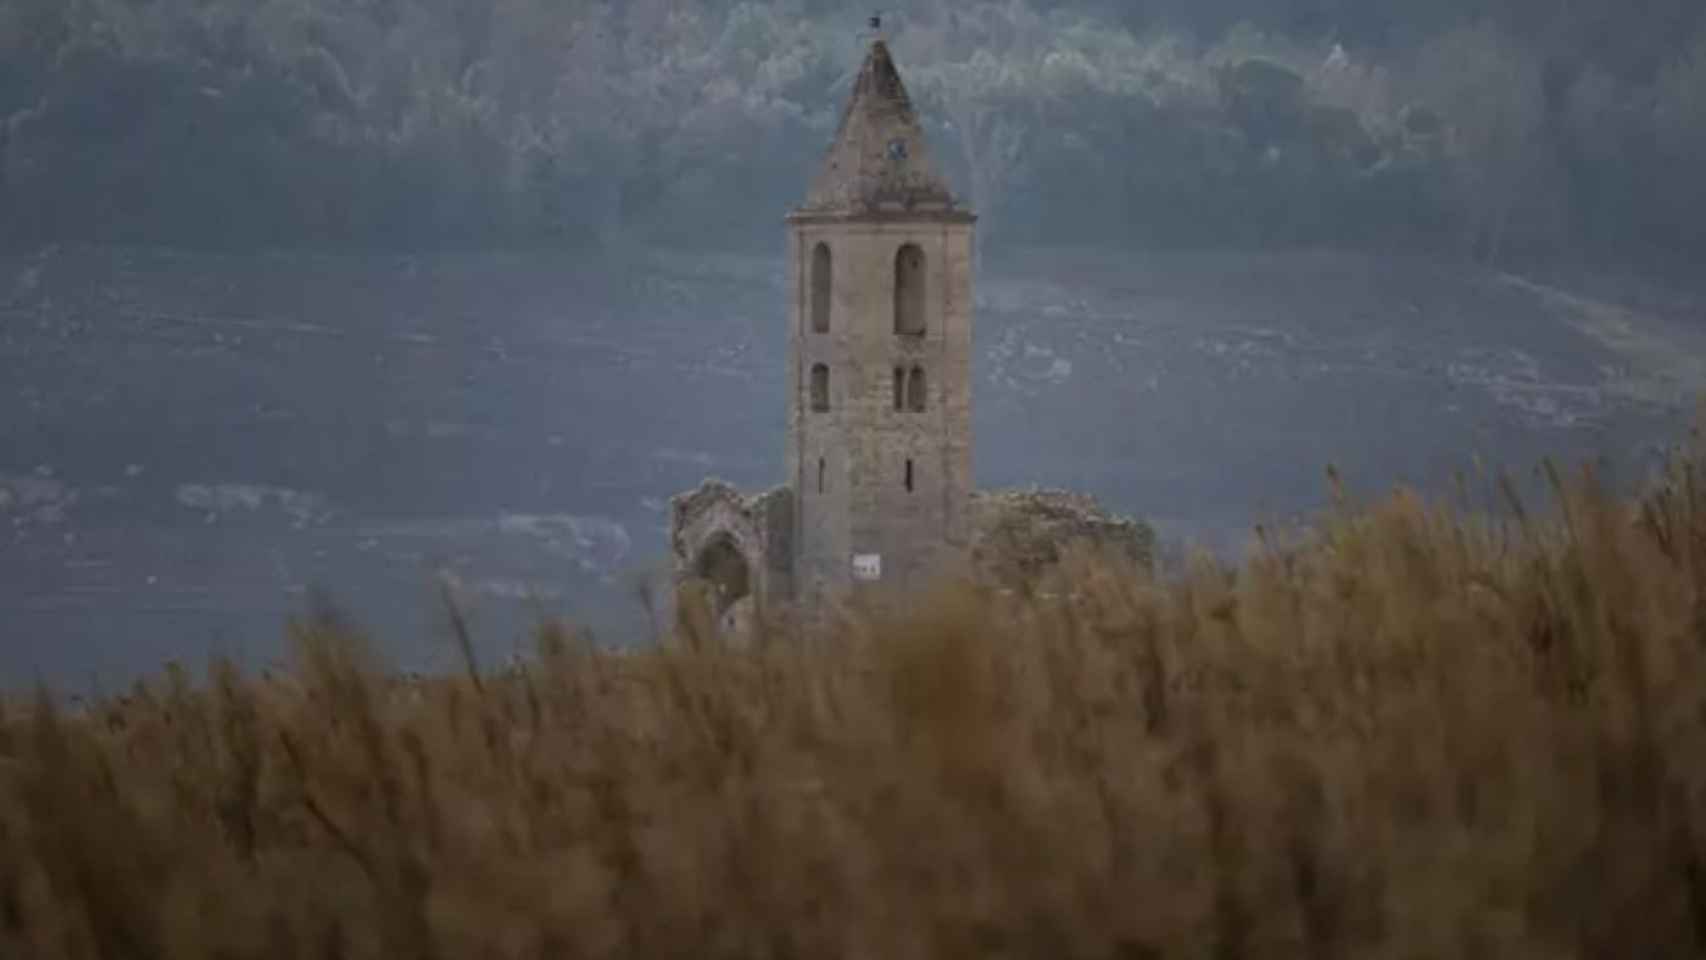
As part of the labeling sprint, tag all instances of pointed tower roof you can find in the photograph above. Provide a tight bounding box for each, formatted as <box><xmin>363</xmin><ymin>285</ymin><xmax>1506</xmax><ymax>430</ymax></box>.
<box><xmin>793</xmin><ymin>40</ymin><xmax>969</xmax><ymax>220</ymax></box>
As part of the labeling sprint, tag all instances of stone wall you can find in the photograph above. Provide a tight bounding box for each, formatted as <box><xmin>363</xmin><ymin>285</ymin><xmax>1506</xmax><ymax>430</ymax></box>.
<box><xmin>668</xmin><ymin>480</ymin><xmax>794</xmax><ymax>616</ymax></box>
<box><xmin>969</xmin><ymin>488</ymin><xmax>1154</xmax><ymax>589</ymax></box>
<box><xmin>785</xmin><ymin>219</ymin><xmax>975</xmax><ymax>608</ymax></box>
<box><xmin>669</xmin><ymin>479</ymin><xmax>1152</xmax><ymax>632</ymax></box>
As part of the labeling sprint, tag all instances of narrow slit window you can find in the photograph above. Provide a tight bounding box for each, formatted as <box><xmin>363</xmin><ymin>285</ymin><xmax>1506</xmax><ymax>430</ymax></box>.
<box><xmin>810</xmin><ymin>363</ymin><xmax>830</xmax><ymax>412</ymax></box>
<box><xmin>817</xmin><ymin>457</ymin><xmax>826</xmax><ymax>493</ymax></box>
<box><xmin>893</xmin><ymin>367</ymin><xmax>905</xmax><ymax>411</ymax></box>
<box><xmin>905</xmin><ymin>458</ymin><xmax>915</xmax><ymax>492</ymax></box>
<box><xmin>907</xmin><ymin>366</ymin><xmax>927</xmax><ymax>412</ymax></box>
<box><xmin>894</xmin><ymin>244</ymin><xmax>926</xmax><ymax>336</ymax></box>
<box><xmin>810</xmin><ymin>242</ymin><xmax>832</xmax><ymax>333</ymax></box>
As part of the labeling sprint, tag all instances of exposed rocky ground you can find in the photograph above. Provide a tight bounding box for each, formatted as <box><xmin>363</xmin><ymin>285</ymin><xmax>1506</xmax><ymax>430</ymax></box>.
<box><xmin>0</xmin><ymin>244</ymin><xmax>1697</xmax><ymax>683</ymax></box>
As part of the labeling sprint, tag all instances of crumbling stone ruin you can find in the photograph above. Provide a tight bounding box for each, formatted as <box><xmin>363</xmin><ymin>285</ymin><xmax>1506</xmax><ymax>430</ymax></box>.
<box><xmin>668</xmin><ymin>480</ymin><xmax>792</xmax><ymax>631</ymax></box>
<box><xmin>968</xmin><ymin>489</ymin><xmax>1154</xmax><ymax>589</ymax></box>
<box><xmin>669</xmin><ymin>34</ymin><xmax>1150</xmax><ymax>630</ymax></box>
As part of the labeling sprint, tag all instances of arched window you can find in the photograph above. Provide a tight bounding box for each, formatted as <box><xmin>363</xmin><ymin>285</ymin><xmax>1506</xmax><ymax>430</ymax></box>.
<box><xmin>810</xmin><ymin>363</ymin><xmax>830</xmax><ymax>412</ymax></box>
<box><xmin>810</xmin><ymin>242</ymin><xmax>832</xmax><ymax>333</ymax></box>
<box><xmin>694</xmin><ymin>535</ymin><xmax>750</xmax><ymax>617</ymax></box>
<box><xmin>907</xmin><ymin>365</ymin><xmax>927</xmax><ymax>412</ymax></box>
<box><xmin>894</xmin><ymin>243</ymin><xmax>926</xmax><ymax>336</ymax></box>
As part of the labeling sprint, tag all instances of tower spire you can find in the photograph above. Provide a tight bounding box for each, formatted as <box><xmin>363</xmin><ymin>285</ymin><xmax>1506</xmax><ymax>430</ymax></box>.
<box><xmin>796</xmin><ymin>34</ymin><xmax>961</xmax><ymax>217</ymax></box>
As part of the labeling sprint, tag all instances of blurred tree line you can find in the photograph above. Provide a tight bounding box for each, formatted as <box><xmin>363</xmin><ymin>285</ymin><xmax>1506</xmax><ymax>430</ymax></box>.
<box><xmin>1</xmin><ymin>0</ymin><xmax>1703</xmax><ymax>266</ymax></box>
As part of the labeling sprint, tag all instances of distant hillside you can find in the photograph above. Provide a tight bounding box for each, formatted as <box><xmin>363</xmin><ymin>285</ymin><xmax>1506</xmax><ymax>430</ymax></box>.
<box><xmin>3</xmin><ymin>0</ymin><xmax>1705</xmax><ymax>263</ymax></box>
<box><xmin>0</xmin><ymin>244</ymin><xmax>1697</xmax><ymax>682</ymax></box>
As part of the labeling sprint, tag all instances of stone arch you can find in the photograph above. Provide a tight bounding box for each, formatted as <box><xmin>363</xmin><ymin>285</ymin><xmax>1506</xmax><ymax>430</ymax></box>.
<box><xmin>694</xmin><ymin>533</ymin><xmax>751</xmax><ymax>616</ymax></box>
<box><xmin>810</xmin><ymin>242</ymin><xmax>832</xmax><ymax>333</ymax></box>
<box><xmin>894</xmin><ymin>243</ymin><xmax>926</xmax><ymax>336</ymax></box>
<box><xmin>810</xmin><ymin>363</ymin><xmax>830</xmax><ymax>412</ymax></box>
<box><xmin>669</xmin><ymin>480</ymin><xmax>792</xmax><ymax>634</ymax></box>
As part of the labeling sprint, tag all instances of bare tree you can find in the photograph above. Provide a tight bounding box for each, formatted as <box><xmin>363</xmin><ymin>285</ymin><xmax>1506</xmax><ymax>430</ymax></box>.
<box><xmin>1410</xmin><ymin>22</ymin><xmax>1549</xmax><ymax>265</ymax></box>
<box><xmin>902</xmin><ymin>1</ymin><xmax>1054</xmax><ymax>247</ymax></box>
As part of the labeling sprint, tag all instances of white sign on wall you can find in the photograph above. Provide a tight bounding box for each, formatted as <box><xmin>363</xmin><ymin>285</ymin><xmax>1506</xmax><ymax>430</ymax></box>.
<box><xmin>852</xmin><ymin>553</ymin><xmax>883</xmax><ymax>581</ymax></box>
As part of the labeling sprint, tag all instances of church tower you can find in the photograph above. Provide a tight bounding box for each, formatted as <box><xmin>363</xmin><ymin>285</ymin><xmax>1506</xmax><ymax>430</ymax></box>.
<box><xmin>671</xmin><ymin>32</ymin><xmax>1144</xmax><ymax>632</ymax></box>
<box><xmin>785</xmin><ymin>37</ymin><xmax>976</xmax><ymax>608</ymax></box>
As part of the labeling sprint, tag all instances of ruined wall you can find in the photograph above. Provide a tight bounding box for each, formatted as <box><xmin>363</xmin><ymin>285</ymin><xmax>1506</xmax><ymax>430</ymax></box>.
<box><xmin>669</xmin><ymin>480</ymin><xmax>1151</xmax><ymax>627</ymax></box>
<box><xmin>669</xmin><ymin>480</ymin><xmax>794</xmax><ymax>618</ymax></box>
<box><xmin>969</xmin><ymin>489</ymin><xmax>1154</xmax><ymax>589</ymax></box>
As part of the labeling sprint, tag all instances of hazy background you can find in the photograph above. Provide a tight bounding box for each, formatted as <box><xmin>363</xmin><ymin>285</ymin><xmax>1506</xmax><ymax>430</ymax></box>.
<box><xmin>5</xmin><ymin>0</ymin><xmax>1706</xmax><ymax>262</ymax></box>
<box><xmin>3</xmin><ymin>0</ymin><xmax>1705</xmax><ymax>684</ymax></box>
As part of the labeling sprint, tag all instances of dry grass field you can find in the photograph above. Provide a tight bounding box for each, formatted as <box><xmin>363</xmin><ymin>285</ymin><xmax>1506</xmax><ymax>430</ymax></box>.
<box><xmin>8</xmin><ymin>441</ymin><xmax>1706</xmax><ymax>958</ymax></box>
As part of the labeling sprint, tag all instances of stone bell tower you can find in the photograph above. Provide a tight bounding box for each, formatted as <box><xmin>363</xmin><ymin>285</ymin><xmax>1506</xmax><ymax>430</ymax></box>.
<box><xmin>671</xmin><ymin>32</ymin><xmax>1147</xmax><ymax>633</ymax></box>
<box><xmin>785</xmin><ymin>36</ymin><xmax>976</xmax><ymax>609</ymax></box>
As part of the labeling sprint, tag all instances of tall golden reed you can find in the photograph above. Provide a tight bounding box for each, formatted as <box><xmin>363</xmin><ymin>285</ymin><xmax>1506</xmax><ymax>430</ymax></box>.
<box><xmin>6</xmin><ymin>444</ymin><xmax>1706</xmax><ymax>958</ymax></box>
